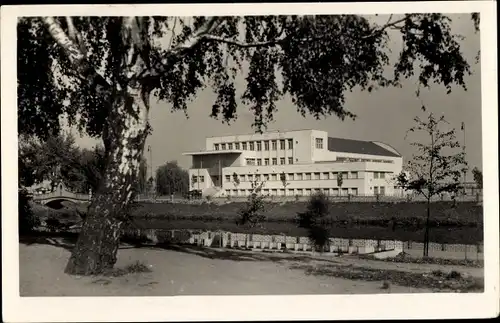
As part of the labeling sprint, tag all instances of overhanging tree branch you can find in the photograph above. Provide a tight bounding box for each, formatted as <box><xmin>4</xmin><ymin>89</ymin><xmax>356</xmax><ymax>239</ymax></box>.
<box><xmin>42</xmin><ymin>17</ymin><xmax>111</xmax><ymax>89</ymax></box>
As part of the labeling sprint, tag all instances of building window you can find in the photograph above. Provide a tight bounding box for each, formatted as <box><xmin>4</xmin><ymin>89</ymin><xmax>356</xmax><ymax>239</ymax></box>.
<box><xmin>264</xmin><ymin>141</ymin><xmax>269</xmax><ymax>150</ymax></box>
<box><xmin>314</xmin><ymin>172</ymin><xmax>320</xmax><ymax>180</ymax></box>
<box><xmin>342</xmin><ymin>188</ymin><xmax>349</xmax><ymax>195</ymax></box>
<box><xmin>264</xmin><ymin>158</ymin><xmax>270</xmax><ymax>165</ymax></box>
<box><xmin>263</xmin><ymin>189</ymin><xmax>269</xmax><ymax>195</ymax></box>
<box><xmin>200</xmin><ymin>176</ymin><xmax>204</xmax><ymax>183</ymax></box>
<box><xmin>257</xmin><ymin>159</ymin><xmax>262</xmax><ymax>166</ymax></box>
<box><xmin>286</xmin><ymin>157</ymin><xmax>292</xmax><ymax>165</ymax></box>
<box><xmin>225</xmin><ymin>190</ymin><xmax>230</xmax><ymax>195</ymax></box>
<box><xmin>332</xmin><ymin>172</ymin><xmax>338</xmax><ymax>179</ymax></box>
<box><xmin>272</xmin><ymin>140</ymin><xmax>277</xmax><ymax>150</ymax></box>
<box><xmin>214</xmin><ymin>144</ymin><xmax>219</xmax><ymax>150</ymax></box>
<box><xmin>374</xmin><ymin>172</ymin><xmax>379</xmax><ymax>179</ymax></box>
<box><xmin>279</xmin><ymin>189</ymin><xmax>285</xmax><ymax>196</ymax></box>
<box><xmin>374</xmin><ymin>186</ymin><xmax>379</xmax><ymax>195</ymax></box>
<box><xmin>288</xmin><ymin>139</ymin><xmax>293</xmax><ymax>149</ymax></box>
<box><xmin>297</xmin><ymin>173</ymin><xmax>303</xmax><ymax>181</ymax></box>
<box><xmin>228</xmin><ymin>143</ymin><xmax>233</xmax><ymax>150</ymax></box>
<box><xmin>380</xmin><ymin>186</ymin><xmax>386</xmax><ymax>195</ymax></box>
<box><xmin>323</xmin><ymin>188</ymin><xmax>330</xmax><ymax>195</ymax></box>
<box><xmin>249</xmin><ymin>142</ymin><xmax>255</xmax><ymax>150</ymax></box>
<box><xmin>351</xmin><ymin>172</ymin><xmax>358</xmax><ymax>179</ymax></box>
<box><xmin>288</xmin><ymin>173</ymin><xmax>294</xmax><ymax>181</ymax></box>
<box><xmin>255</xmin><ymin>174</ymin><xmax>261</xmax><ymax>181</ymax></box>
<box><xmin>351</xmin><ymin>188</ymin><xmax>358</xmax><ymax>196</ymax></box>
<box><xmin>272</xmin><ymin>158</ymin><xmax>277</xmax><ymax>165</ymax></box>
<box><xmin>233</xmin><ymin>189</ymin><xmax>238</xmax><ymax>196</ymax></box>
<box><xmin>246</xmin><ymin>158</ymin><xmax>255</xmax><ymax>166</ymax></box>
<box><xmin>225</xmin><ymin>175</ymin><xmax>231</xmax><ymax>182</ymax></box>
<box><xmin>271</xmin><ymin>174</ymin><xmax>277</xmax><ymax>181</ymax></box>
<box><xmin>280</xmin><ymin>158</ymin><xmax>285</xmax><ymax>165</ymax></box>
<box><xmin>272</xmin><ymin>189</ymin><xmax>278</xmax><ymax>196</ymax></box>
<box><xmin>280</xmin><ymin>140</ymin><xmax>285</xmax><ymax>150</ymax></box>
<box><xmin>315</xmin><ymin>138</ymin><xmax>323</xmax><ymax>149</ymax></box>
<box><xmin>323</xmin><ymin>172</ymin><xmax>330</xmax><ymax>180</ymax></box>
<box><xmin>380</xmin><ymin>172</ymin><xmax>385</xmax><ymax>179</ymax></box>
<box><xmin>240</xmin><ymin>175</ymin><xmax>245</xmax><ymax>182</ymax></box>
<box><xmin>240</xmin><ymin>189</ymin><xmax>245</xmax><ymax>196</ymax></box>
<box><xmin>242</xmin><ymin>142</ymin><xmax>247</xmax><ymax>150</ymax></box>
<box><xmin>256</xmin><ymin>142</ymin><xmax>262</xmax><ymax>151</ymax></box>
<box><xmin>305</xmin><ymin>173</ymin><xmax>312</xmax><ymax>180</ymax></box>
<box><xmin>221</xmin><ymin>143</ymin><xmax>226</xmax><ymax>150</ymax></box>
<box><xmin>287</xmin><ymin>188</ymin><xmax>294</xmax><ymax>196</ymax></box>
<box><xmin>247</xmin><ymin>174</ymin><xmax>253</xmax><ymax>181</ymax></box>
<box><xmin>192</xmin><ymin>176</ymin><xmax>198</xmax><ymax>183</ymax></box>
<box><xmin>332</xmin><ymin>188</ymin><xmax>339</xmax><ymax>196</ymax></box>
<box><xmin>342</xmin><ymin>172</ymin><xmax>349</xmax><ymax>179</ymax></box>
<box><xmin>235</xmin><ymin>142</ymin><xmax>240</xmax><ymax>149</ymax></box>
<box><xmin>264</xmin><ymin>174</ymin><xmax>269</xmax><ymax>181</ymax></box>
<box><xmin>297</xmin><ymin>188</ymin><xmax>303</xmax><ymax>196</ymax></box>
<box><xmin>305</xmin><ymin>188</ymin><xmax>312</xmax><ymax>196</ymax></box>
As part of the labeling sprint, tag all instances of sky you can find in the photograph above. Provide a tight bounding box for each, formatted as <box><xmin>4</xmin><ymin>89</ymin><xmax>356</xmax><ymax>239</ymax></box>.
<box><xmin>70</xmin><ymin>14</ymin><xmax>482</xmax><ymax>178</ymax></box>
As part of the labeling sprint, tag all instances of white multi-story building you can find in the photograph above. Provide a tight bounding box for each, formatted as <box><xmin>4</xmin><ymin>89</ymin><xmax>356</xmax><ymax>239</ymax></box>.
<box><xmin>184</xmin><ymin>129</ymin><xmax>403</xmax><ymax>197</ymax></box>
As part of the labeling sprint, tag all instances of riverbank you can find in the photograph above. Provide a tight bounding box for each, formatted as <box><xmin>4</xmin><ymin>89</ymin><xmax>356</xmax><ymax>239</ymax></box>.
<box><xmin>19</xmin><ymin>238</ymin><xmax>483</xmax><ymax>296</ymax></box>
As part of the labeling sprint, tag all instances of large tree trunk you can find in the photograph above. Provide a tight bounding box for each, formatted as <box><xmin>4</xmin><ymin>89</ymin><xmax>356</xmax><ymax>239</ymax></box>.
<box><xmin>65</xmin><ymin>84</ymin><xmax>150</xmax><ymax>275</ymax></box>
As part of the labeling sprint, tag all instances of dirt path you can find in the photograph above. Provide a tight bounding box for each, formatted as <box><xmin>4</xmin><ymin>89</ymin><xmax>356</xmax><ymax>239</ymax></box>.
<box><xmin>20</xmin><ymin>243</ymin><xmax>434</xmax><ymax>296</ymax></box>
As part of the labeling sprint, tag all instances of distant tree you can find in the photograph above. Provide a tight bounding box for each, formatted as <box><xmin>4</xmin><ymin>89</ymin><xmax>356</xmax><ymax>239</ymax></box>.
<box><xmin>155</xmin><ymin>161</ymin><xmax>189</xmax><ymax>195</ymax></box>
<box><xmin>472</xmin><ymin>167</ymin><xmax>483</xmax><ymax>189</ymax></box>
<box><xmin>396</xmin><ymin>112</ymin><xmax>467</xmax><ymax>257</ymax></box>
<box><xmin>18</xmin><ymin>132</ymin><xmax>80</xmax><ymax>190</ymax></box>
<box><xmin>280</xmin><ymin>171</ymin><xmax>289</xmax><ymax>191</ymax></box>
<box><xmin>135</xmin><ymin>158</ymin><xmax>148</xmax><ymax>194</ymax></box>
<box><xmin>232</xmin><ymin>172</ymin><xmax>240</xmax><ymax>189</ymax></box>
<box><xmin>297</xmin><ymin>192</ymin><xmax>331</xmax><ymax>252</ymax></box>
<box><xmin>18</xmin><ymin>14</ymin><xmax>479</xmax><ymax>274</ymax></box>
<box><xmin>237</xmin><ymin>175</ymin><xmax>267</xmax><ymax>248</ymax></box>
<box><xmin>337</xmin><ymin>173</ymin><xmax>344</xmax><ymax>196</ymax></box>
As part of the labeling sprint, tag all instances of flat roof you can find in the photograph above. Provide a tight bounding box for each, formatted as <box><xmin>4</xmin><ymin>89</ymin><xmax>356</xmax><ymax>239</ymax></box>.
<box><xmin>183</xmin><ymin>150</ymin><xmax>243</xmax><ymax>156</ymax></box>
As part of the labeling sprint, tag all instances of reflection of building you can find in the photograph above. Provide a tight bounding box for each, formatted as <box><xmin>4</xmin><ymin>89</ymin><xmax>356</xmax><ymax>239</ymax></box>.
<box><xmin>184</xmin><ymin>129</ymin><xmax>403</xmax><ymax>197</ymax></box>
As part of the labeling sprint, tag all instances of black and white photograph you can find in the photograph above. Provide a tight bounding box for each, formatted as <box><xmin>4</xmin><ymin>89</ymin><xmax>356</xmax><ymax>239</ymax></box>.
<box><xmin>1</xmin><ymin>1</ymin><xmax>498</xmax><ymax>322</ymax></box>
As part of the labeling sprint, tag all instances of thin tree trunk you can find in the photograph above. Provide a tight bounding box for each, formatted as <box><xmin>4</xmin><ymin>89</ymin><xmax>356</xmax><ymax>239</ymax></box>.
<box><xmin>423</xmin><ymin>199</ymin><xmax>431</xmax><ymax>257</ymax></box>
<box><xmin>65</xmin><ymin>86</ymin><xmax>150</xmax><ymax>275</ymax></box>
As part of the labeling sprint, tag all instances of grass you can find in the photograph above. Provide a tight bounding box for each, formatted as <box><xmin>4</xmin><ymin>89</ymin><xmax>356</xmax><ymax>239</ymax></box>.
<box><xmin>289</xmin><ymin>263</ymin><xmax>483</xmax><ymax>292</ymax></box>
<box><xmin>104</xmin><ymin>261</ymin><xmax>153</xmax><ymax>277</ymax></box>
<box><xmin>360</xmin><ymin>252</ymin><xmax>484</xmax><ymax>268</ymax></box>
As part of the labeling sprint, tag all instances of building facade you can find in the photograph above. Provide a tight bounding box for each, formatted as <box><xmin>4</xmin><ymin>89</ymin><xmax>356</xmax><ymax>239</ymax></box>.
<box><xmin>184</xmin><ymin>129</ymin><xmax>403</xmax><ymax>197</ymax></box>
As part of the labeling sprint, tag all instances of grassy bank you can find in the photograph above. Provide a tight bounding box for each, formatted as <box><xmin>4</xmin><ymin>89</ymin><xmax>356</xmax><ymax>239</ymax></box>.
<box><xmin>128</xmin><ymin>201</ymin><xmax>483</xmax><ymax>227</ymax></box>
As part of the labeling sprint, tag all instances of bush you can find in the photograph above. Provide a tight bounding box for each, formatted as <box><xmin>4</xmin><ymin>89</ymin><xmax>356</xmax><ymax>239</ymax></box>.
<box><xmin>297</xmin><ymin>193</ymin><xmax>331</xmax><ymax>251</ymax></box>
<box><xmin>18</xmin><ymin>189</ymin><xmax>40</xmax><ymax>234</ymax></box>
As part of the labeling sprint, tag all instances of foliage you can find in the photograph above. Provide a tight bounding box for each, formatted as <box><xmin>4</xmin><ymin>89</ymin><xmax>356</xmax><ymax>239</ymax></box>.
<box><xmin>18</xmin><ymin>188</ymin><xmax>40</xmax><ymax>234</ymax></box>
<box><xmin>155</xmin><ymin>161</ymin><xmax>189</xmax><ymax>195</ymax></box>
<box><xmin>396</xmin><ymin>112</ymin><xmax>467</xmax><ymax>257</ymax></box>
<box><xmin>297</xmin><ymin>193</ymin><xmax>331</xmax><ymax>251</ymax></box>
<box><xmin>237</xmin><ymin>177</ymin><xmax>267</xmax><ymax>228</ymax></box>
<box><xmin>337</xmin><ymin>173</ymin><xmax>344</xmax><ymax>191</ymax></box>
<box><xmin>397</xmin><ymin>113</ymin><xmax>467</xmax><ymax>199</ymax></box>
<box><xmin>18</xmin><ymin>14</ymin><xmax>479</xmax><ymax>141</ymax></box>
<box><xmin>232</xmin><ymin>172</ymin><xmax>240</xmax><ymax>187</ymax></box>
<box><xmin>280</xmin><ymin>171</ymin><xmax>289</xmax><ymax>189</ymax></box>
<box><xmin>18</xmin><ymin>132</ymin><xmax>80</xmax><ymax>189</ymax></box>
<box><xmin>472</xmin><ymin>167</ymin><xmax>483</xmax><ymax>189</ymax></box>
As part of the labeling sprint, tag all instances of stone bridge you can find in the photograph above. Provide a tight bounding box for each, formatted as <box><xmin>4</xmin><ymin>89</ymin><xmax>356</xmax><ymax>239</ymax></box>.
<box><xmin>32</xmin><ymin>183</ymin><xmax>90</xmax><ymax>206</ymax></box>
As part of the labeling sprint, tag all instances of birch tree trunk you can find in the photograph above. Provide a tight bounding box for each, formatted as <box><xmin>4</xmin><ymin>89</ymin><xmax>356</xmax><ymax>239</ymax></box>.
<box><xmin>65</xmin><ymin>83</ymin><xmax>150</xmax><ymax>275</ymax></box>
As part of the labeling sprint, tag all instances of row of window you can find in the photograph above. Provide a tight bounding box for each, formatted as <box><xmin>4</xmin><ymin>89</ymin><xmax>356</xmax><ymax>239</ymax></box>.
<box><xmin>224</xmin><ymin>187</ymin><xmax>390</xmax><ymax>197</ymax></box>
<box><xmin>337</xmin><ymin>157</ymin><xmax>394</xmax><ymax>164</ymax></box>
<box><xmin>192</xmin><ymin>175</ymin><xmax>205</xmax><ymax>183</ymax></box>
<box><xmin>214</xmin><ymin>138</ymin><xmax>294</xmax><ymax>151</ymax></box>
<box><xmin>226</xmin><ymin>171</ymin><xmax>364</xmax><ymax>183</ymax></box>
<box><xmin>246</xmin><ymin>157</ymin><xmax>294</xmax><ymax>166</ymax></box>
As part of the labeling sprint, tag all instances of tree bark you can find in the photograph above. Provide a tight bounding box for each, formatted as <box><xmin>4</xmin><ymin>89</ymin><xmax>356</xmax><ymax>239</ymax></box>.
<box><xmin>65</xmin><ymin>84</ymin><xmax>150</xmax><ymax>275</ymax></box>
